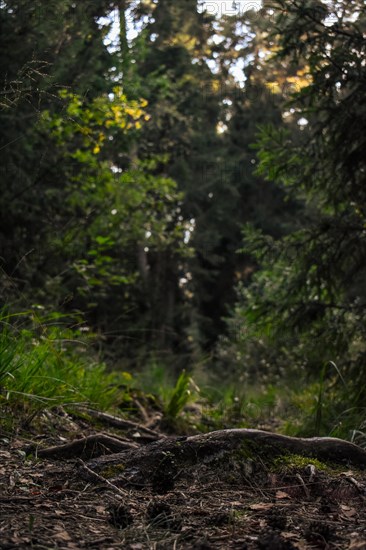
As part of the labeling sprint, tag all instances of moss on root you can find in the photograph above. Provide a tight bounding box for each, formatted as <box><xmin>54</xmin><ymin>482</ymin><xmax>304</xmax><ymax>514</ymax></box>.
<box><xmin>232</xmin><ymin>443</ymin><xmax>342</xmax><ymax>476</ymax></box>
<box><xmin>273</xmin><ymin>454</ymin><xmax>331</xmax><ymax>472</ymax></box>
<box><xmin>100</xmin><ymin>463</ymin><xmax>126</xmax><ymax>478</ymax></box>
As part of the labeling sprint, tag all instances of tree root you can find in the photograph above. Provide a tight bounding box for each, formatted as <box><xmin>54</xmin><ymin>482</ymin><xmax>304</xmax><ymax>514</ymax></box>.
<box><xmin>86</xmin><ymin>429</ymin><xmax>366</xmax><ymax>480</ymax></box>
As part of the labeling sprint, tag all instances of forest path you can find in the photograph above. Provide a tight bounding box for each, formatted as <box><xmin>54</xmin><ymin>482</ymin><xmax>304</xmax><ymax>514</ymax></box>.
<box><xmin>1</xmin><ymin>413</ymin><xmax>366</xmax><ymax>549</ymax></box>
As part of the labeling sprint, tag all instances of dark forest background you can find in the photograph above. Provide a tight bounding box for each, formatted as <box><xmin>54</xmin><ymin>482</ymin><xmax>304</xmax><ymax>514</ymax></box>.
<box><xmin>1</xmin><ymin>0</ymin><xmax>366</xmax><ymax>438</ymax></box>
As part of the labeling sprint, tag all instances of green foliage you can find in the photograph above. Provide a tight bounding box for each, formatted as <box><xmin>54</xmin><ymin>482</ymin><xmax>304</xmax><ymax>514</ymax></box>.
<box><xmin>138</xmin><ymin>363</ymin><xmax>198</xmax><ymax>421</ymax></box>
<box><xmin>0</xmin><ymin>310</ymin><xmax>128</xmax><ymax>426</ymax></box>
<box><xmin>0</xmin><ymin>314</ymin><xmax>26</xmax><ymax>385</ymax></box>
<box><xmin>198</xmin><ymin>381</ymin><xmax>281</xmax><ymax>431</ymax></box>
<box><xmin>0</xmin><ymin>0</ymin><xmax>306</xmax><ymax>368</ymax></box>
<box><xmin>163</xmin><ymin>370</ymin><xmax>195</xmax><ymax>421</ymax></box>
<box><xmin>0</xmin><ymin>0</ymin><xmax>191</xmax><ymax>367</ymax></box>
<box><xmin>2</xmin><ymin>0</ymin><xmax>365</xmax><ymax>444</ymax></box>
<box><xmin>219</xmin><ymin>0</ymin><xmax>366</xmax><ymax>437</ymax></box>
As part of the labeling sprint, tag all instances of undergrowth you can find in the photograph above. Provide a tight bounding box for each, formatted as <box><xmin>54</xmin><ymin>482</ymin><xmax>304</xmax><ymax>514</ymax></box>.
<box><xmin>138</xmin><ymin>363</ymin><xmax>199</xmax><ymax>431</ymax></box>
<box><xmin>1</xmin><ymin>309</ymin><xmax>366</xmax><ymax>446</ymax></box>
<box><xmin>0</xmin><ymin>310</ymin><xmax>128</xmax><ymax>428</ymax></box>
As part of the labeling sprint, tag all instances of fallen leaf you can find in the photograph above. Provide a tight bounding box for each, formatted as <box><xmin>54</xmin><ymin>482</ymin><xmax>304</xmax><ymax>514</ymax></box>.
<box><xmin>259</xmin><ymin>519</ymin><xmax>267</xmax><ymax>528</ymax></box>
<box><xmin>276</xmin><ymin>491</ymin><xmax>291</xmax><ymax>500</ymax></box>
<box><xmin>282</xmin><ymin>531</ymin><xmax>300</xmax><ymax>540</ymax></box>
<box><xmin>341</xmin><ymin>505</ymin><xmax>357</xmax><ymax>518</ymax></box>
<box><xmin>0</xmin><ymin>450</ymin><xmax>11</xmax><ymax>459</ymax></box>
<box><xmin>54</xmin><ymin>531</ymin><xmax>72</xmax><ymax>542</ymax></box>
<box><xmin>230</xmin><ymin>501</ymin><xmax>244</xmax><ymax>507</ymax></box>
<box><xmin>250</xmin><ymin>502</ymin><xmax>274</xmax><ymax>511</ymax></box>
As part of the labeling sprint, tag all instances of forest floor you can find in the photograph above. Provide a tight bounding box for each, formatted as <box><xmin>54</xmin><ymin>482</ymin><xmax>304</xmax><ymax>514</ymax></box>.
<box><xmin>1</xmin><ymin>409</ymin><xmax>366</xmax><ymax>550</ymax></box>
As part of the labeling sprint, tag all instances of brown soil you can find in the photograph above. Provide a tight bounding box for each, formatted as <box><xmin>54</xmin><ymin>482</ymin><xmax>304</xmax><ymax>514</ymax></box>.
<box><xmin>1</xmin><ymin>412</ymin><xmax>366</xmax><ymax>550</ymax></box>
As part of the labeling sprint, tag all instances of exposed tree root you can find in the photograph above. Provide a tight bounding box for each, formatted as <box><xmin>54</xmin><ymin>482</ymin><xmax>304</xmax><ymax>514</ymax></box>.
<box><xmin>85</xmin><ymin>429</ymin><xmax>366</xmax><ymax>484</ymax></box>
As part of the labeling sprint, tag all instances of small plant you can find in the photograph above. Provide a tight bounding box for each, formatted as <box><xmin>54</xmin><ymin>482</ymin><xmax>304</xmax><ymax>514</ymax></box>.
<box><xmin>164</xmin><ymin>370</ymin><xmax>196</xmax><ymax>420</ymax></box>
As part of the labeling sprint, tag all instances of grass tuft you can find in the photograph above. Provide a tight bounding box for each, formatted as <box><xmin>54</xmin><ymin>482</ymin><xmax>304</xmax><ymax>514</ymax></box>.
<box><xmin>0</xmin><ymin>309</ymin><xmax>126</xmax><ymax>428</ymax></box>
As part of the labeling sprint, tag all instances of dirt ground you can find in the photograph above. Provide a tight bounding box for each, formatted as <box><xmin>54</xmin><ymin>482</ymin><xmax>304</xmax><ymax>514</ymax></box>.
<box><xmin>1</xmin><ymin>414</ymin><xmax>366</xmax><ymax>550</ymax></box>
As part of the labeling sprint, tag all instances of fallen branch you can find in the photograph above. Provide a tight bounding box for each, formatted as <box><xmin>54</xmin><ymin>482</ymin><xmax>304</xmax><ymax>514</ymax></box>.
<box><xmin>295</xmin><ymin>473</ymin><xmax>310</xmax><ymax>498</ymax></box>
<box><xmin>76</xmin><ymin>458</ymin><xmax>128</xmax><ymax>497</ymax></box>
<box><xmin>25</xmin><ymin>433</ymin><xmax>138</xmax><ymax>460</ymax></box>
<box><xmin>85</xmin><ymin>408</ymin><xmax>164</xmax><ymax>440</ymax></box>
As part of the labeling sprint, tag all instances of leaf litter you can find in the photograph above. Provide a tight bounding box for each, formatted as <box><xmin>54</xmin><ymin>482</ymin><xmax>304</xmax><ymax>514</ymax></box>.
<box><xmin>1</xmin><ymin>413</ymin><xmax>366</xmax><ymax>549</ymax></box>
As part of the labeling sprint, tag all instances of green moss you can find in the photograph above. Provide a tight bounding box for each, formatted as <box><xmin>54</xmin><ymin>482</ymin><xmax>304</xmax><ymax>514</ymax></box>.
<box><xmin>273</xmin><ymin>454</ymin><xmax>330</xmax><ymax>472</ymax></box>
<box><xmin>100</xmin><ymin>463</ymin><xmax>126</xmax><ymax>478</ymax></box>
<box><xmin>233</xmin><ymin>443</ymin><xmax>340</xmax><ymax>474</ymax></box>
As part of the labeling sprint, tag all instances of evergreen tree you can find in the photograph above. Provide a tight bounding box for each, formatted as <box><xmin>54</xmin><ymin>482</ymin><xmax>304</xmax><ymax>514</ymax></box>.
<box><xmin>226</xmin><ymin>0</ymin><xmax>366</xmax><ymax>410</ymax></box>
<box><xmin>126</xmin><ymin>0</ymin><xmax>223</xmax><ymax>355</ymax></box>
<box><xmin>128</xmin><ymin>1</ymin><xmax>298</xmax><ymax>352</ymax></box>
